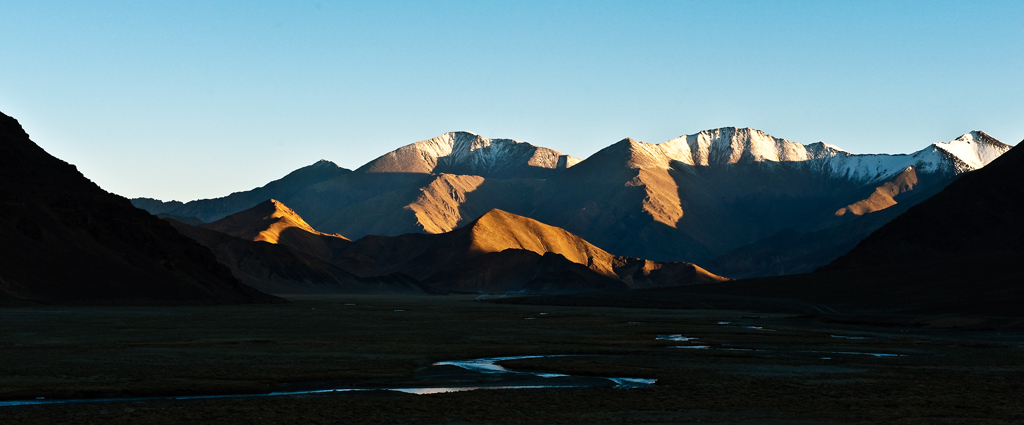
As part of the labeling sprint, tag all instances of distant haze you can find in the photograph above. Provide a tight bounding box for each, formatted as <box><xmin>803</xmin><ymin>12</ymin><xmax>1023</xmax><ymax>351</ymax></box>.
<box><xmin>1</xmin><ymin>1</ymin><xmax>1021</xmax><ymax>202</ymax></box>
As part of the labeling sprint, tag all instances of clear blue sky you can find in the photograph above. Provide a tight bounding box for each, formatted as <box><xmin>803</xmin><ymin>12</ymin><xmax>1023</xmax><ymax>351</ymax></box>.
<box><xmin>2</xmin><ymin>1</ymin><xmax>1021</xmax><ymax>202</ymax></box>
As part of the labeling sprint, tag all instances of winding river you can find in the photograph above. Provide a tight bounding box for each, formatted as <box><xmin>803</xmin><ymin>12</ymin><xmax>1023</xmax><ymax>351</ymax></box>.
<box><xmin>0</xmin><ymin>355</ymin><xmax>656</xmax><ymax>407</ymax></box>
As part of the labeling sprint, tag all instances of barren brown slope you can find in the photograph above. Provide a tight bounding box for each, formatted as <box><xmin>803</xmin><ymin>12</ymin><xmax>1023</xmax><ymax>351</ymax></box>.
<box><xmin>334</xmin><ymin>209</ymin><xmax>726</xmax><ymax>292</ymax></box>
<box><xmin>0</xmin><ymin>111</ymin><xmax>276</xmax><ymax>305</ymax></box>
<box><xmin>201</xmin><ymin>199</ymin><xmax>351</xmax><ymax>262</ymax></box>
<box><xmin>168</xmin><ymin>219</ymin><xmax>432</xmax><ymax>295</ymax></box>
<box><xmin>303</xmin><ymin>172</ymin><xmax>544</xmax><ymax>239</ymax></box>
<box><xmin>202</xmin><ymin>199</ymin><xmax>345</xmax><ymax>243</ymax></box>
<box><xmin>834</xmin><ymin>166</ymin><xmax>919</xmax><ymax>217</ymax></box>
<box><xmin>466</xmin><ymin>208</ymin><xmax>621</xmax><ymax>277</ymax></box>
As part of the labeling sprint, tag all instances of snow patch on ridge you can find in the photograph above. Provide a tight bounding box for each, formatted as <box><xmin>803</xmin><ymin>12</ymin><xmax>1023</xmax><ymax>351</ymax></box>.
<box><xmin>364</xmin><ymin>128</ymin><xmax>1009</xmax><ymax>186</ymax></box>
<box><xmin>814</xmin><ymin>131</ymin><xmax>1011</xmax><ymax>183</ymax></box>
<box><xmin>362</xmin><ymin>131</ymin><xmax>580</xmax><ymax>176</ymax></box>
<box><xmin>661</xmin><ymin>127</ymin><xmax>813</xmax><ymax>166</ymax></box>
<box><xmin>617</xmin><ymin>128</ymin><xmax>1010</xmax><ymax>184</ymax></box>
<box><xmin>933</xmin><ymin>131</ymin><xmax>1009</xmax><ymax>173</ymax></box>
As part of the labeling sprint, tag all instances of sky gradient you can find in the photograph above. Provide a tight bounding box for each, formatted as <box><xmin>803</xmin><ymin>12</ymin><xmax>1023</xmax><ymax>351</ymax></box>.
<box><xmin>2</xmin><ymin>1</ymin><xmax>1022</xmax><ymax>202</ymax></box>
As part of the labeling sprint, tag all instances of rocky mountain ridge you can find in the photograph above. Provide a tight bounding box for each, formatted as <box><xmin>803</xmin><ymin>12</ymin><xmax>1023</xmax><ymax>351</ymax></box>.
<box><xmin>358</xmin><ymin>131</ymin><xmax>581</xmax><ymax>177</ymax></box>
<box><xmin>175</xmin><ymin>200</ymin><xmax>725</xmax><ymax>294</ymax></box>
<box><xmin>132</xmin><ymin>127</ymin><xmax>1012</xmax><ymax>277</ymax></box>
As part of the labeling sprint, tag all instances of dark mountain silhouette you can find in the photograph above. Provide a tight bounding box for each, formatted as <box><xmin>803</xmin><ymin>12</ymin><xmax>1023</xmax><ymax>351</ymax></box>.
<box><xmin>823</xmin><ymin>139</ymin><xmax>1024</xmax><ymax>270</ymax></box>
<box><xmin>132</xmin><ymin>159</ymin><xmax>350</xmax><ymax>223</ymax></box>
<box><xmin>0</xmin><ymin>111</ymin><xmax>277</xmax><ymax>305</ymax></box>
<box><xmin>167</xmin><ymin>219</ymin><xmax>433</xmax><ymax>295</ymax></box>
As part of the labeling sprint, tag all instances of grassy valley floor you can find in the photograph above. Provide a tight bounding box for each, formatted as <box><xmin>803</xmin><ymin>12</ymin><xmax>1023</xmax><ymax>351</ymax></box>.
<box><xmin>1</xmin><ymin>295</ymin><xmax>1022</xmax><ymax>424</ymax></box>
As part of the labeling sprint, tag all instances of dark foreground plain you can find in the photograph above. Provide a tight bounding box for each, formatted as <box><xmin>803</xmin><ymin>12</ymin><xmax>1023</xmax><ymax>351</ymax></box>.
<box><xmin>2</xmin><ymin>295</ymin><xmax>1023</xmax><ymax>424</ymax></box>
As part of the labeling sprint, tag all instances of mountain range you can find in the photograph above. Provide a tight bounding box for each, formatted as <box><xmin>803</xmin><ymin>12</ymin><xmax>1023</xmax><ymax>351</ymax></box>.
<box><xmin>168</xmin><ymin>199</ymin><xmax>724</xmax><ymax>295</ymax></box>
<box><xmin>135</xmin><ymin>128</ymin><xmax>1012</xmax><ymax>278</ymax></box>
<box><xmin>3</xmin><ymin>106</ymin><xmax>1020</xmax><ymax>310</ymax></box>
<box><xmin>651</xmin><ymin>137</ymin><xmax>1024</xmax><ymax>316</ymax></box>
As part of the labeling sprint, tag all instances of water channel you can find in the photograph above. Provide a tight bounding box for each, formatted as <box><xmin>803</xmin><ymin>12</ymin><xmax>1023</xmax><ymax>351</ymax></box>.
<box><xmin>0</xmin><ymin>355</ymin><xmax>656</xmax><ymax>407</ymax></box>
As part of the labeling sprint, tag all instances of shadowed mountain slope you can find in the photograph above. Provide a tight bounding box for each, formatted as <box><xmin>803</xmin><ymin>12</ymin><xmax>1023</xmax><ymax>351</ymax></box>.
<box><xmin>332</xmin><ymin>209</ymin><xmax>727</xmax><ymax>293</ymax></box>
<box><xmin>703</xmin><ymin>171</ymin><xmax>958</xmax><ymax>279</ymax></box>
<box><xmin>421</xmin><ymin>250</ymin><xmax>630</xmax><ymax>294</ymax></box>
<box><xmin>167</xmin><ymin>219</ymin><xmax>433</xmax><ymax>295</ymax></box>
<box><xmin>824</xmin><ymin>140</ymin><xmax>1024</xmax><ymax>270</ymax></box>
<box><xmin>519</xmin><ymin>142</ymin><xmax>1024</xmax><ymax>315</ymax></box>
<box><xmin>182</xmin><ymin>201</ymin><xmax>725</xmax><ymax>294</ymax></box>
<box><xmin>691</xmin><ymin>141</ymin><xmax>1024</xmax><ymax>314</ymax></box>
<box><xmin>132</xmin><ymin>159</ymin><xmax>350</xmax><ymax>223</ymax></box>
<box><xmin>0</xmin><ymin>111</ymin><xmax>277</xmax><ymax>305</ymax></box>
<box><xmin>132</xmin><ymin>128</ymin><xmax>1011</xmax><ymax>275</ymax></box>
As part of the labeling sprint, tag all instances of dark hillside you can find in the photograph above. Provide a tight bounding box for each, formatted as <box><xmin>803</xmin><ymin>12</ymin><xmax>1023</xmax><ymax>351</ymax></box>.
<box><xmin>0</xmin><ymin>111</ymin><xmax>277</xmax><ymax>304</ymax></box>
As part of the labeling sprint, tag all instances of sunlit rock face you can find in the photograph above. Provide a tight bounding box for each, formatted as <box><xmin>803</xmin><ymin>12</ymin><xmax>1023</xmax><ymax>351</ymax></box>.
<box><xmin>170</xmin><ymin>198</ymin><xmax>724</xmax><ymax>294</ymax></box>
<box><xmin>358</xmin><ymin>131</ymin><xmax>581</xmax><ymax>178</ymax></box>
<box><xmin>132</xmin><ymin>128</ymin><xmax>1012</xmax><ymax>278</ymax></box>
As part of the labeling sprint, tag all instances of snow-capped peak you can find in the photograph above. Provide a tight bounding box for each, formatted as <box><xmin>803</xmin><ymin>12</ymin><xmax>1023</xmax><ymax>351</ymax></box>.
<box><xmin>358</xmin><ymin>131</ymin><xmax>580</xmax><ymax>176</ymax></box>
<box><xmin>811</xmin><ymin>131</ymin><xmax>1011</xmax><ymax>183</ymax></box>
<box><xmin>310</xmin><ymin>159</ymin><xmax>341</xmax><ymax>168</ymax></box>
<box><xmin>932</xmin><ymin>131</ymin><xmax>1010</xmax><ymax>173</ymax></box>
<box><xmin>585</xmin><ymin>127</ymin><xmax>1010</xmax><ymax>185</ymax></box>
<box><xmin>661</xmin><ymin>127</ymin><xmax>815</xmax><ymax>166</ymax></box>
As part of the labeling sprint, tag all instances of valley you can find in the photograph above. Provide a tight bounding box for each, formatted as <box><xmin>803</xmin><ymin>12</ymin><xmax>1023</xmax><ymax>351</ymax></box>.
<box><xmin>2</xmin><ymin>108</ymin><xmax>1023</xmax><ymax>424</ymax></box>
<box><xmin>5</xmin><ymin>2</ymin><xmax>1022</xmax><ymax>424</ymax></box>
<box><xmin>1</xmin><ymin>295</ymin><xmax>1022</xmax><ymax>424</ymax></box>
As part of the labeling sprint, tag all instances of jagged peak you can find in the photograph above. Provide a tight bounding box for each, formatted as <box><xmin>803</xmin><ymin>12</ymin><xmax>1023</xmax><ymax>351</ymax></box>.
<box><xmin>470</xmin><ymin>208</ymin><xmax>526</xmax><ymax>227</ymax></box>
<box><xmin>234</xmin><ymin>198</ymin><xmax>316</xmax><ymax>231</ymax></box>
<box><xmin>205</xmin><ymin>198</ymin><xmax>348</xmax><ymax>243</ymax></box>
<box><xmin>565</xmin><ymin>128</ymin><xmax>1012</xmax><ymax>187</ymax></box>
<box><xmin>930</xmin><ymin>131</ymin><xmax>1011</xmax><ymax>173</ymax></box>
<box><xmin>805</xmin><ymin>141</ymin><xmax>848</xmax><ymax>155</ymax></box>
<box><xmin>586</xmin><ymin>137</ymin><xmax>676</xmax><ymax>170</ymax></box>
<box><xmin>939</xmin><ymin>130</ymin><xmax>1008</xmax><ymax>149</ymax></box>
<box><xmin>264</xmin><ymin>198</ymin><xmax>296</xmax><ymax>215</ymax></box>
<box><xmin>309</xmin><ymin>159</ymin><xmax>342</xmax><ymax>168</ymax></box>
<box><xmin>670</xmin><ymin>127</ymin><xmax>813</xmax><ymax>165</ymax></box>
<box><xmin>590</xmin><ymin>128</ymin><xmax>813</xmax><ymax>169</ymax></box>
<box><xmin>359</xmin><ymin>131</ymin><xmax>579</xmax><ymax>174</ymax></box>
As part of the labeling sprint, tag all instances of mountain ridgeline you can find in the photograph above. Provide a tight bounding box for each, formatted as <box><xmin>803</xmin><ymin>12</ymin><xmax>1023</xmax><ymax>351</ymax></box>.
<box><xmin>5</xmin><ymin>102</ymin><xmax>1016</xmax><ymax>305</ymax></box>
<box><xmin>0</xmin><ymin>111</ymin><xmax>277</xmax><ymax>305</ymax></box>
<box><xmin>168</xmin><ymin>199</ymin><xmax>725</xmax><ymax>295</ymax></box>
<box><xmin>650</xmin><ymin>140</ymin><xmax>1024</xmax><ymax>316</ymax></box>
<box><xmin>135</xmin><ymin>128</ymin><xmax>1012</xmax><ymax>279</ymax></box>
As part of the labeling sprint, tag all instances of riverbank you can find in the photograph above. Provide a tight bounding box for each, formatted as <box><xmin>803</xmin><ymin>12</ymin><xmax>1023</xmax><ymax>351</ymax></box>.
<box><xmin>2</xmin><ymin>295</ymin><xmax>1022</xmax><ymax>423</ymax></box>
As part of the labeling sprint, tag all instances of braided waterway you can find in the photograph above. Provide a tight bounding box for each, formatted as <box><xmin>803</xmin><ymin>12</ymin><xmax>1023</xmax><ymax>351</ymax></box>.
<box><xmin>0</xmin><ymin>355</ymin><xmax>655</xmax><ymax>407</ymax></box>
